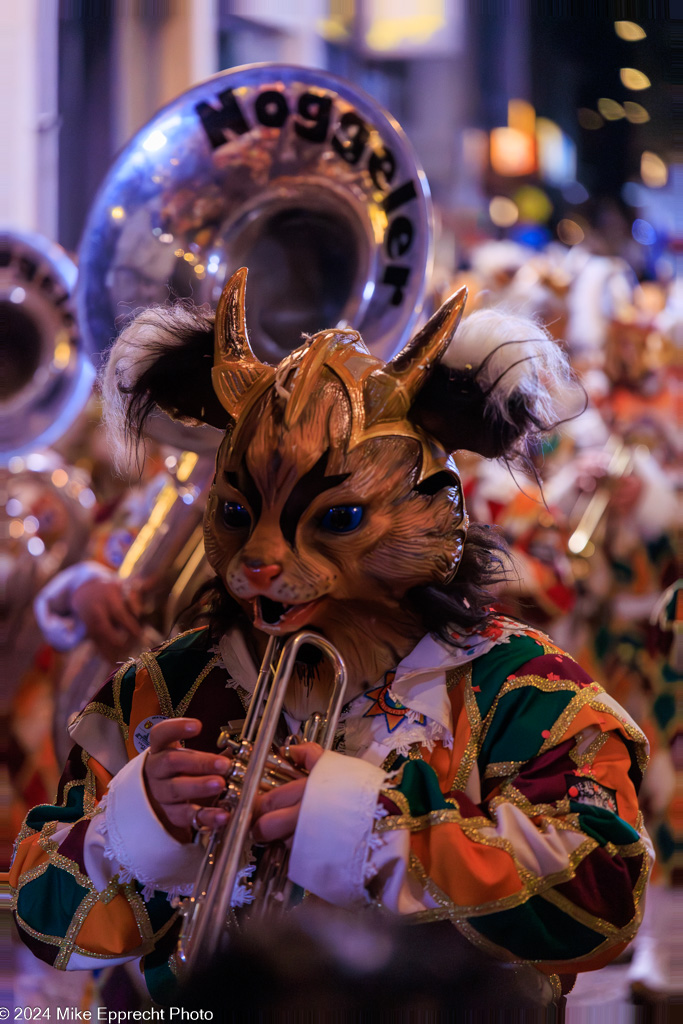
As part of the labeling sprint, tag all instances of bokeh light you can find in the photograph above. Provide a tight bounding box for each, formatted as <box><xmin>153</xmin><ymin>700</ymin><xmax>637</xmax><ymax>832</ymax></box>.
<box><xmin>557</xmin><ymin>219</ymin><xmax>585</xmax><ymax>246</ymax></box>
<box><xmin>597</xmin><ymin>98</ymin><xmax>624</xmax><ymax>121</ymax></box>
<box><xmin>577</xmin><ymin>109</ymin><xmax>603</xmax><ymax>130</ymax></box>
<box><xmin>641</xmin><ymin>152</ymin><xmax>668</xmax><ymax>188</ymax></box>
<box><xmin>620</xmin><ymin>68</ymin><xmax>651</xmax><ymax>90</ymax></box>
<box><xmin>614</xmin><ymin>21</ymin><xmax>646</xmax><ymax>41</ymax></box>
<box><xmin>489</xmin><ymin>196</ymin><xmax>519</xmax><ymax>227</ymax></box>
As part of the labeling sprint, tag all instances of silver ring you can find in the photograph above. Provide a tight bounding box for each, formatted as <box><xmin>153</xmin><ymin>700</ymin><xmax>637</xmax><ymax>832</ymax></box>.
<box><xmin>191</xmin><ymin>808</ymin><xmax>203</xmax><ymax>833</ymax></box>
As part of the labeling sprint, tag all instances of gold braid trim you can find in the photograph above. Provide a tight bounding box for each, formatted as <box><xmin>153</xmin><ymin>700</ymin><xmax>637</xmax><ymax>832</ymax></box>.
<box><xmin>453</xmin><ymin>905</ymin><xmax>640</xmax><ymax>971</ymax></box>
<box><xmin>54</xmin><ymin>890</ymin><xmax>101</xmax><ymax>969</ymax></box>
<box><xmin>539</xmin><ymin>887</ymin><xmax>625</xmax><ymax>939</ymax></box>
<box><xmin>11</xmin><ymin>860</ymin><xmax>50</xmax><ymax>900</ymax></box>
<box><xmin>452</xmin><ymin>666</ymin><xmax>481</xmax><ymax>793</ymax></box>
<box><xmin>113</xmin><ymin>659</ymin><xmax>135</xmax><ymax>740</ymax></box>
<box><xmin>405</xmin><ymin>833</ymin><xmax>600</xmax><ymax>920</ymax></box>
<box><xmin>590</xmin><ymin>699</ymin><xmax>649</xmax><ymax>774</ymax></box>
<box><xmin>14</xmin><ymin>912</ymin><xmax>64</xmax><ymax>949</ymax></box>
<box><xmin>483</xmin><ymin>759</ymin><xmax>525</xmax><ymax>779</ymax></box>
<box><xmin>74</xmin><ymin>701</ymin><xmax>125</xmax><ymax>733</ymax></box>
<box><xmin>379</xmin><ymin>787</ymin><xmax>411</xmax><ymax>817</ymax></box>
<box><xmin>380</xmin><ymin>750</ymin><xmax>402</xmax><ymax>772</ymax></box>
<box><xmin>175</xmin><ymin>654</ymin><xmax>221</xmax><ymax>717</ymax></box>
<box><xmin>122</xmin><ymin>882</ymin><xmax>155</xmax><ymax>947</ymax></box>
<box><xmin>139</xmin><ymin>651</ymin><xmax>174</xmax><ymax>718</ymax></box>
<box><xmin>569</xmin><ymin>727</ymin><xmax>609</xmax><ymax>768</ymax></box>
<box><xmin>445</xmin><ymin>664</ymin><xmax>468</xmax><ymax>691</ymax></box>
<box><xmin>154</xmin><ymin>626</ymin><xmax>206</xmax><ymax>654</ymax></box>
<box><xmin>492</xmin><ymin>781</ymin><xmax>575</xmax><ymax>821</ymax></box>
<box><xmin>13</xmin><ymin>820</ymin><xmax>39</xmax><ymax>849</ymax></box>
<box><xmin>375</xmin><ymin>806</ymin><xmax>490</xmax><ymax>834</ymax></box>
<box><xmin>233</xmin><ymin>684</ymin><xmax>252</xmax><ymax>714</ymax></box>
<box><xmin>548</xmin><ymin>974</ymin><xmax>563</xmax><ymax>1003</ymax></box>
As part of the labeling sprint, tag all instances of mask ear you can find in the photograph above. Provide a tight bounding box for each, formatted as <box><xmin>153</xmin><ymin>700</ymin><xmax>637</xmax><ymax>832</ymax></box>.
<box><xmin>410</xmin><ymin>306</ymin><xmax>581</xmax><ymax>459</ymax></box>
<box><xmin>101</xmin><ymin>303</ymin><xmax>231</xmax><ymax>470</ymax></box>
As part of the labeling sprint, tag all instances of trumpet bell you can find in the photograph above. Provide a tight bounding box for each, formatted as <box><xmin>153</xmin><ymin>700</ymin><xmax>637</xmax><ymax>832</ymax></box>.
<box><xmin>0</xmin><ymin>230</ymin><xmax>94</xmax><ymax>463</ymax></box>
<box><xmin>78</xmin><ymin>63</ymin><xmax>433</xmax><ymax>372</ymax></box>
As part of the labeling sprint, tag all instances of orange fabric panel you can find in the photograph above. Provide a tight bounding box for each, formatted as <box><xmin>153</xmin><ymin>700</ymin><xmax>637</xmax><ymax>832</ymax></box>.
<box><xmin>8</xmin><ymin>836</ymin><xmax>50</xmax><ymax>886</ymax></box>
<box><xmin>75</xmin><ymin>893</ymin><xmax>143</xmax><ymax>955</ymax></box>
<box><xmin>412</xmin><ymin>821</ymin><xmax>524</xmax><ymax>908</ymax></box>
<box><xmin>125</xmin><ymin>666</ymin><xmax>163</xmax><ymax>761</ymax></box>
<box><xmin>590</xmin><ymin>733</ymin><xmax>641</xmax><ymax>827</ymax></box>
<box><xmin>424</xmin><ymin>684</ymin><xmax>469</xmax><ymax>791</ymax></box>
<box><xmin>88</xmin><ymin>758</ymin><xmax>114</xmax><ymax>801</ymax></box>
<box><xmin>540</xmin><ymin>940</ymin><xmax>630</xmax><ymax>975</ymax></box>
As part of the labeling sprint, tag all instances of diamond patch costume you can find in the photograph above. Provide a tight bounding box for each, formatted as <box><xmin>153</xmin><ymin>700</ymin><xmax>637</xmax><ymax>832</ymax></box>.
<box><xmin>11</xmin><ymin>271</ymin><xmax>652</xmax><ymax>1006</ymax></box>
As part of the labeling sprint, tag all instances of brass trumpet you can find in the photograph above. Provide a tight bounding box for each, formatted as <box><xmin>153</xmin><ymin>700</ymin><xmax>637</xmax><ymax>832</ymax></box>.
<box><xmin>178</xmin><ymin>630</ymin><xmax>347</xmax><ymax>971</ymax></box>
<box><xmin>567</xmin><ymin>435</ymin><xmax>633</xmax><ymax>559</ymax></box>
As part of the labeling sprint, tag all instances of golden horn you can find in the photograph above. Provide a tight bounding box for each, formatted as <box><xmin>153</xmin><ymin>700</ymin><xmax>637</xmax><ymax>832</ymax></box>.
<box><xmin>214</xmin><ymin>267</ymin><xmax>259</xmax><ymax>365</ymax></box>
<box><xmin>362</xmin><ymin>286</ymin><xmax>467</xmax><ymax>429</ymax></box>
<box><xmin>386</xmin><ymin>286</ymin><xmax>467</xmax><ymax>401</ymax></box>
<box><xmin>211</xmin><ymin>267</ymin><xmax>274</xmax><ymax>420</ymax></box>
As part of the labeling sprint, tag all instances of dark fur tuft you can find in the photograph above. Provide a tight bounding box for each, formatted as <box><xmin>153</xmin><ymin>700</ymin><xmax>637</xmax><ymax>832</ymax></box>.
<box><xmin>101</xmin><ymin>304</ymin><xmax>230</xmax><ymax>470</ymax></box>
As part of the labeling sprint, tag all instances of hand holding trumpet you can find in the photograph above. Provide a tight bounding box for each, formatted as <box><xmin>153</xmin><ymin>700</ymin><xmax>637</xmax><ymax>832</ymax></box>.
<box><xmin>143</xmin><ymin>717</ymin><xmax>323</xmax><ymax>845</ymax></box>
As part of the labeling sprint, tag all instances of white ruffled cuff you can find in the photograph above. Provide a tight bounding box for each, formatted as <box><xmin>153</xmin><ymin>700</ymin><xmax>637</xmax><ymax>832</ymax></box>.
<box><xmin>288</xmin><ymin>751</ymin><xmax>389</xmax><ymax>907</ymax></box>
<box><xmin>88</xmin><ymin>750</ymin><xmax>204</xmax><ymax>902</ymax></box>
<box><xmin>33</xmin><ymin>561</ymin><xmax>115</xmax><ymax>650</ymax></box>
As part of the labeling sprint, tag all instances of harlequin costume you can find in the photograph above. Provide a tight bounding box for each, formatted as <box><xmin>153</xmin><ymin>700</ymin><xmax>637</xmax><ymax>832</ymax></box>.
<box><xmin>11</xmin><ymin>269</ymin><xmax>653</xmax><ymax>1007</ymax></box>
<box><xmin>11</xmin><ymin>615</ymin><xmax>650</xmax><ymax>1003</ymax></box>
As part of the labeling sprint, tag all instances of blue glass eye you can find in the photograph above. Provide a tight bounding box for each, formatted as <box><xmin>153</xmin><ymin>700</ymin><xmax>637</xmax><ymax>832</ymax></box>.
<box><xmin>320</xmin><ymin>505</ymin><xmax>363</xmax><ymax>533</ymax></box>
<box><xmin>221</xmin><ymin>501</ymin><xmax>251</xmax><ymax>529</ymax></box>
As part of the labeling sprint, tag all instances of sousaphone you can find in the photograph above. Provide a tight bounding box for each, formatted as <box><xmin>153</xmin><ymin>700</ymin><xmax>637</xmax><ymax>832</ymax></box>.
<box><xmin>57</xmin><ymin>64</ymin><xmax>434</xmax><ymax>745</ymax></box>
<box><xmin>78</xmin><ymin>63</ymin><xmax>433</xmax><ymax>381</ymax></box>
<box><xmin>0</xmin><ymin>230</ymin><xmax>94</xmax><ymax>461</ymax></box>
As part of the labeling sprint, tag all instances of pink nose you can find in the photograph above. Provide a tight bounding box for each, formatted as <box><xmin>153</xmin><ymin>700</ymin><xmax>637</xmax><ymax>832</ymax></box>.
<box><xmin>242</xmin><ymin>561</ymin><xmax>282</xmax><ymax>587</ymax></box>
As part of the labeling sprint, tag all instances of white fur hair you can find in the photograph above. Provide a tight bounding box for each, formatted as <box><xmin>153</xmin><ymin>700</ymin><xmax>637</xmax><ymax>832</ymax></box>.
<box><xmin>100</xmin><ymin>305</ymin><xmax>213</xmax><ymax>471</ymax></box>
<box><xmin>442</xmin><ymin>308</ymin><xmax>579</xmax><ymax>432</ymax></box>
<box><xmin>470</xmin><ymin>241</ymin><xmax>532</xmax><ymax>283</ymax></box>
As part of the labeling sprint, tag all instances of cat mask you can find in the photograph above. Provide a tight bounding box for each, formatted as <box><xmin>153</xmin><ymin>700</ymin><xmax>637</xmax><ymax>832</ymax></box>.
<box><xmin>103</xmin><ymin>267</ymin><xmax>574</xmax><ymax>649</ymax></box>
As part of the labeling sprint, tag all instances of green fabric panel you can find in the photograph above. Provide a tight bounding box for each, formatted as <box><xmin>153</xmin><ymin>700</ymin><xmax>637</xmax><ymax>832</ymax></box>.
<box><xmin>117</xmin><ymin>662</ymin><xmax>137</xmax><ymax>728</ymax></box>
<box><xmin>480</xmin><ymin>686</ymin><xmax>573</xmax><ymax>764</ymax></box>
<box><xmin>571</xmin><ymin>803</ymin><xmax>640</xmax><ymax>847</ymax></box>
<box><xmin>653</xmin><ymin>693</ymin><xmax>675</xmax><ymax>729</ymax></box>
<box><xmin>144</xmin><ymin>961</ymin><xmax>180</xmax><ymax>1006</ymax></box>
<box><xmin>471</xmin><ymin>635</ymin><xmax>545</xmax><ymax>718</ymax></box>
<box><xmin>594</xmin><ymin>626</ymin><xmax>611</xmax><ymax>662</ymax></box>
<box><xmin>472</xmin><ymin>893</ymin><xmax>602</xmax><ymax>960</ymax></box>
<box><xmin>663</xmin><ymin>664</ymin><xmax>681</xmax><ymax>684</ymax></box>
<box><xmin>26</xmin><ymin>784</ymin><xmax>84</xmax><ymax>829</ymax></box>
<box><xmin>17</xmin><ymin>864</ymin><xmax>88</xmax><ymax>939</ymax></box>
<box><xmin>162</xmin><ymin>626</ymin><xmax>210</xmax><ymax>654</ymax></box>
<box><xmin>655</xmin><ymin>822</ymin><xmax>675</xmax><ymax>863</ymax></box>
<box><xmin>156</xmin><ymin>631</ymin><xmax>216</xmax><ymax>709</ymax></box>
<box><xmin>394</xmin><ymin>760</ymin><xmax>450</xmax><ymax>816</ymax></box>
<box><xmin>141</xmin><ymin>889</ymin><xmax>177</xmax><ymax>934</ymax></box>
<box><xmin>646</xmin><ymin>535</ymin><xmax>673</xmax><ymax>565</ymax></box>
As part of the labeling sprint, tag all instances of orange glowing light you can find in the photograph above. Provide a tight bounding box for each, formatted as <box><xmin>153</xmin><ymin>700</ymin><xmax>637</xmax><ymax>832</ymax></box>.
<box><xmin>490</xmin><ymin>127</ymin><xmax>536</xmax><ymax>177</ymax></box>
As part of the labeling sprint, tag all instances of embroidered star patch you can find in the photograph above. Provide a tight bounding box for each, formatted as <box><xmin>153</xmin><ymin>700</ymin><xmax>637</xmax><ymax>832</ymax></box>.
<box><xmin>363</xmin><ymin>673</ymin><xmax>425</xmax><ymax>732</ymax></box>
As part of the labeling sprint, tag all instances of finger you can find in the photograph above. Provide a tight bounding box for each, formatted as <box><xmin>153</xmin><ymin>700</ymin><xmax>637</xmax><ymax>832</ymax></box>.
<box><xmin>86</xmin><ymin>604</ymin><xmax>130</xmax><ymax>648</ymax></box>
<box><xmin>254</xmin><ymin>779</ymin><xmax>306</xmax><ymax>818</ymax></box>
<box><xmin>284</xmin><ymin>742</ymin><xmax>324</xmax><ymax>772</ymax></box>
<box><xmin>124</xmin><ymin>586</ymin><xmax>144</xmax><ymax>617</ymax></box>
<box><xmin>166</xmin><ymin>803</ymin><xmax>230</xmax><ymax>832</ymax></box>
<box><xmin>108</xmin><ymin>594</ymin><xmax>142</xmax><ymax>638</ymax></box>
<box><xmin>96</xmin><ymin>640</ymin><xmax>128</xmax><ymax>664</ymax></box>
<box><xmin>149</xmin><ymin>717</ymin><xmax>201</xmax><ymax>753</ymax></box>
<box><xmin>252</xmin><ymin>804</ymin><xmax>300</xmax><ymax>843</ymax></box>
<box><xmin>147</xmin><ymin>749</ymin><xmax>232</xmax><ymax>780</ymax></box>
<box><xmin>153</xmin><ymin>774</ymin><xmax>227</xmax><ymax>804</ymax></box>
